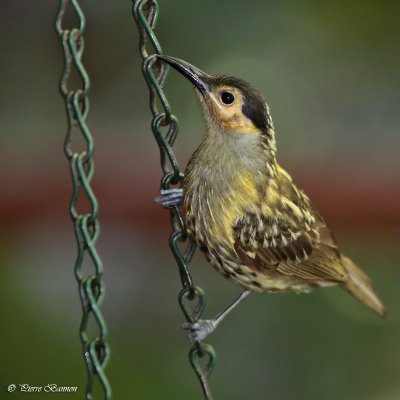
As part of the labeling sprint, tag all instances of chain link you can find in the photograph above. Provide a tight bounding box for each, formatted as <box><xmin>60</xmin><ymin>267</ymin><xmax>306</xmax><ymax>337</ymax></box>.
<box><xmin>56</xmin><ymin>2</ymin><xmax>112</xmax><ymax>399</ymax></box>
<box><xmin>132</xmin><ymin>1</ymin><xmax>216</xmax><ymax>399</ymax></box>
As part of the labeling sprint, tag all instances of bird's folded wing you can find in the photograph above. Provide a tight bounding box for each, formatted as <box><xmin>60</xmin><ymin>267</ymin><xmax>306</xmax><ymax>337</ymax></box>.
<box><xmin>233</xmin><ymin>186</ymin><xmax>347</xmax><ymax>283</ymax></box>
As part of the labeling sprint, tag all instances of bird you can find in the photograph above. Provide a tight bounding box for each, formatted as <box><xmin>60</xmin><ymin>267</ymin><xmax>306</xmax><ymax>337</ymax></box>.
<box><xmin>155</xmin><ymin>54</ymin><xmax>386</xmax><ymax>342</ymax></box>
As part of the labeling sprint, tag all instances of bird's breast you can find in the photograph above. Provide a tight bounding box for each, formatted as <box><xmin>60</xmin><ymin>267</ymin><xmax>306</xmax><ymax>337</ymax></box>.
<box><xmin>184</xmin><ymin>162</ymin><xmax>262</xmax><ymax>249</ymax></box>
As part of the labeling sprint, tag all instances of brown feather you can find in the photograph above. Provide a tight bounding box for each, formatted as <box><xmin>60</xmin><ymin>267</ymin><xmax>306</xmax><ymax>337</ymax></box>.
<box><xmin>179</xmin><ymin>70</ymin><xmax>386</xmax><ymax>313</ymax></box>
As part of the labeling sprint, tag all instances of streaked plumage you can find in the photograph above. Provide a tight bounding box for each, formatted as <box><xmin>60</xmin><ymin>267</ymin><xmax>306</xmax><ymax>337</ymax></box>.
<box><xmin>158</xmin><ymin>55</ymin><xmax>386</xmax><ymax>318</ymax></box>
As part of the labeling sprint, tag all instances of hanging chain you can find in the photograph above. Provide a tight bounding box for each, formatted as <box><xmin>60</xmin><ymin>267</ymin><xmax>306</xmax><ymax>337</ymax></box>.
<box><xmin>132</xmin><ymin>1</ymin><xmax>216</xmax><ymax>399</ymax></box>
<box><xmin>56</xmin><ymin>2</ymin><xmax>111</xmax><ymax>399</ymax></box>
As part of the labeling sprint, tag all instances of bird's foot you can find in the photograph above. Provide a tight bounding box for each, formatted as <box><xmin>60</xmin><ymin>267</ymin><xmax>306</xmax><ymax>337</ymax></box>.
<box><xmin>182</xmin><ymin>319</ymin><xmax>217</xmax><ymax>343</ymax></box>
<box><xmin>154</xmin><ymin>188</ymin><xmax>184</xmax><ymax>208</ymax></box>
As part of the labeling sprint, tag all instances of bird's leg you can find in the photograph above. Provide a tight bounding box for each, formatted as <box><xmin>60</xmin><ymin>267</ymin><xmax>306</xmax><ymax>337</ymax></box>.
<box><xmin>154</xmin><ymin>188</ymin><xmax>184</xmax><ymax>207</ymax></box>
<box><xmin>182</xmin><ymin>290</ymin><xmax>251</xmax><ymax>343</ymax></box>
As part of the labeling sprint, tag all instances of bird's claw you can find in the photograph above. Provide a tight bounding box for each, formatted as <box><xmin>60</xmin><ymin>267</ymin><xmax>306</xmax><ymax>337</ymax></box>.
<box><xmin>154</xmin><ymin>188</ymin><xmax>184</xmax><ymax>208</ymax></box>
<box><xmin>182</xmin><ymin>319</ymin><xmax>216</xmax><ymax>343</ymax></box>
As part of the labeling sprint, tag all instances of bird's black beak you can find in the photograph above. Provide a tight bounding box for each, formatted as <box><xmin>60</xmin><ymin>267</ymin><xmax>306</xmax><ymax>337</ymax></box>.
<box><xmin>156</xmin><ymin>55</ymin><xmax>210</xmax><ymax>94</ymax></box>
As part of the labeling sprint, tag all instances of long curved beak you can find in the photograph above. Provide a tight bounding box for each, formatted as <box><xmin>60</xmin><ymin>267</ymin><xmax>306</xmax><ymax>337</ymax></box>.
<box><xmin>156</xmin><ymin>55</ymin><xmax>210</xmax><ymax>94</ymax></box>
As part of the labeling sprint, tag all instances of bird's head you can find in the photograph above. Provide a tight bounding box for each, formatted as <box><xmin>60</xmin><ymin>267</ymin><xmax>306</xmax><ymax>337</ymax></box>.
<box><xmin>157</xmin><ymin>55</ymin><xmax>275</xmax><ymax>142</ymax></box>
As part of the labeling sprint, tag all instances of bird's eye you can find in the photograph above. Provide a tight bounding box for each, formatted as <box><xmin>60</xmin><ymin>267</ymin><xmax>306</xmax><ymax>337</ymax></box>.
<box><xmin>220</xmin><ymin>91</ymin><xmax>235</xmax><ymax>105</ymax></box>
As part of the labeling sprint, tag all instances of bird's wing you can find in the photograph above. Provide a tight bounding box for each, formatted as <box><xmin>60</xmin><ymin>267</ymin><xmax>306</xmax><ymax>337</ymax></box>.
<box><xmin>233</xmin><ymin>166</ymin><xmax>347</xmax><ymax>283</ymax></box>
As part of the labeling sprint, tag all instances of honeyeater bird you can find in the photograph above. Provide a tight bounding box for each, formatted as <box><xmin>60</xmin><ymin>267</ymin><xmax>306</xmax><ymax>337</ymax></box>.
<box><xmin>155</xmin><ymin>54</ymin><xmax>386</xmax><ymax>342</ymax></box>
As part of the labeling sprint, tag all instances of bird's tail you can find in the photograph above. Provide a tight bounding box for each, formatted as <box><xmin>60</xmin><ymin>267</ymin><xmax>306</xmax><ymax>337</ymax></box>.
<box><xmin>341</xmin><ymin>255</ymin><xmax>387</xmax><ymax>317</ymax></box>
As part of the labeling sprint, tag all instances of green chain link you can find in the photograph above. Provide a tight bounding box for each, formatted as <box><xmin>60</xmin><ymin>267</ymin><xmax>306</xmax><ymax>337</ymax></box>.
<box><xmin>56</xmin><ymin>2</ymin><xmax>112</xmax><ymax>399</ymax></box>
<box><xmin>132</xmin><ymin>1</ymin><xmax>216</xmax><ymax>399</ymax></box>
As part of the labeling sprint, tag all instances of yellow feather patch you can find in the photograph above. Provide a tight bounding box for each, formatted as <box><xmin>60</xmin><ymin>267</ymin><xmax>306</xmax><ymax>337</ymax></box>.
<box><xmin>280</xmin><ymin>197</ymin><xmax>303</xmax><ymax>219</ymax></box>
<box><xmin>215</xmin><ymin>172</ymin><xmax>260</xmax><ymax>245</ymax></box>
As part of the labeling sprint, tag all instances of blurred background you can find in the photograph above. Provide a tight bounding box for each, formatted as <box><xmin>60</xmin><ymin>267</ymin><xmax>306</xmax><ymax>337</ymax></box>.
<box><xmin>1</xmin><ymin>1</ymin><xmax>399</xmax><ymax>399</ymax></box>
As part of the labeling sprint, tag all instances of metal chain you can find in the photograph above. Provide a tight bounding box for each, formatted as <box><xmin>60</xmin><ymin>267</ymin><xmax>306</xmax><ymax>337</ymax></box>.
<box><xmin>132</xmin><ymin>1</ymin><xmax>216</xmax><ymax>399</ymax></box>
<box><xmin>56</xmin><ymin>2</ymin><xmax>112</xmax><ymax>399</ymax></box>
